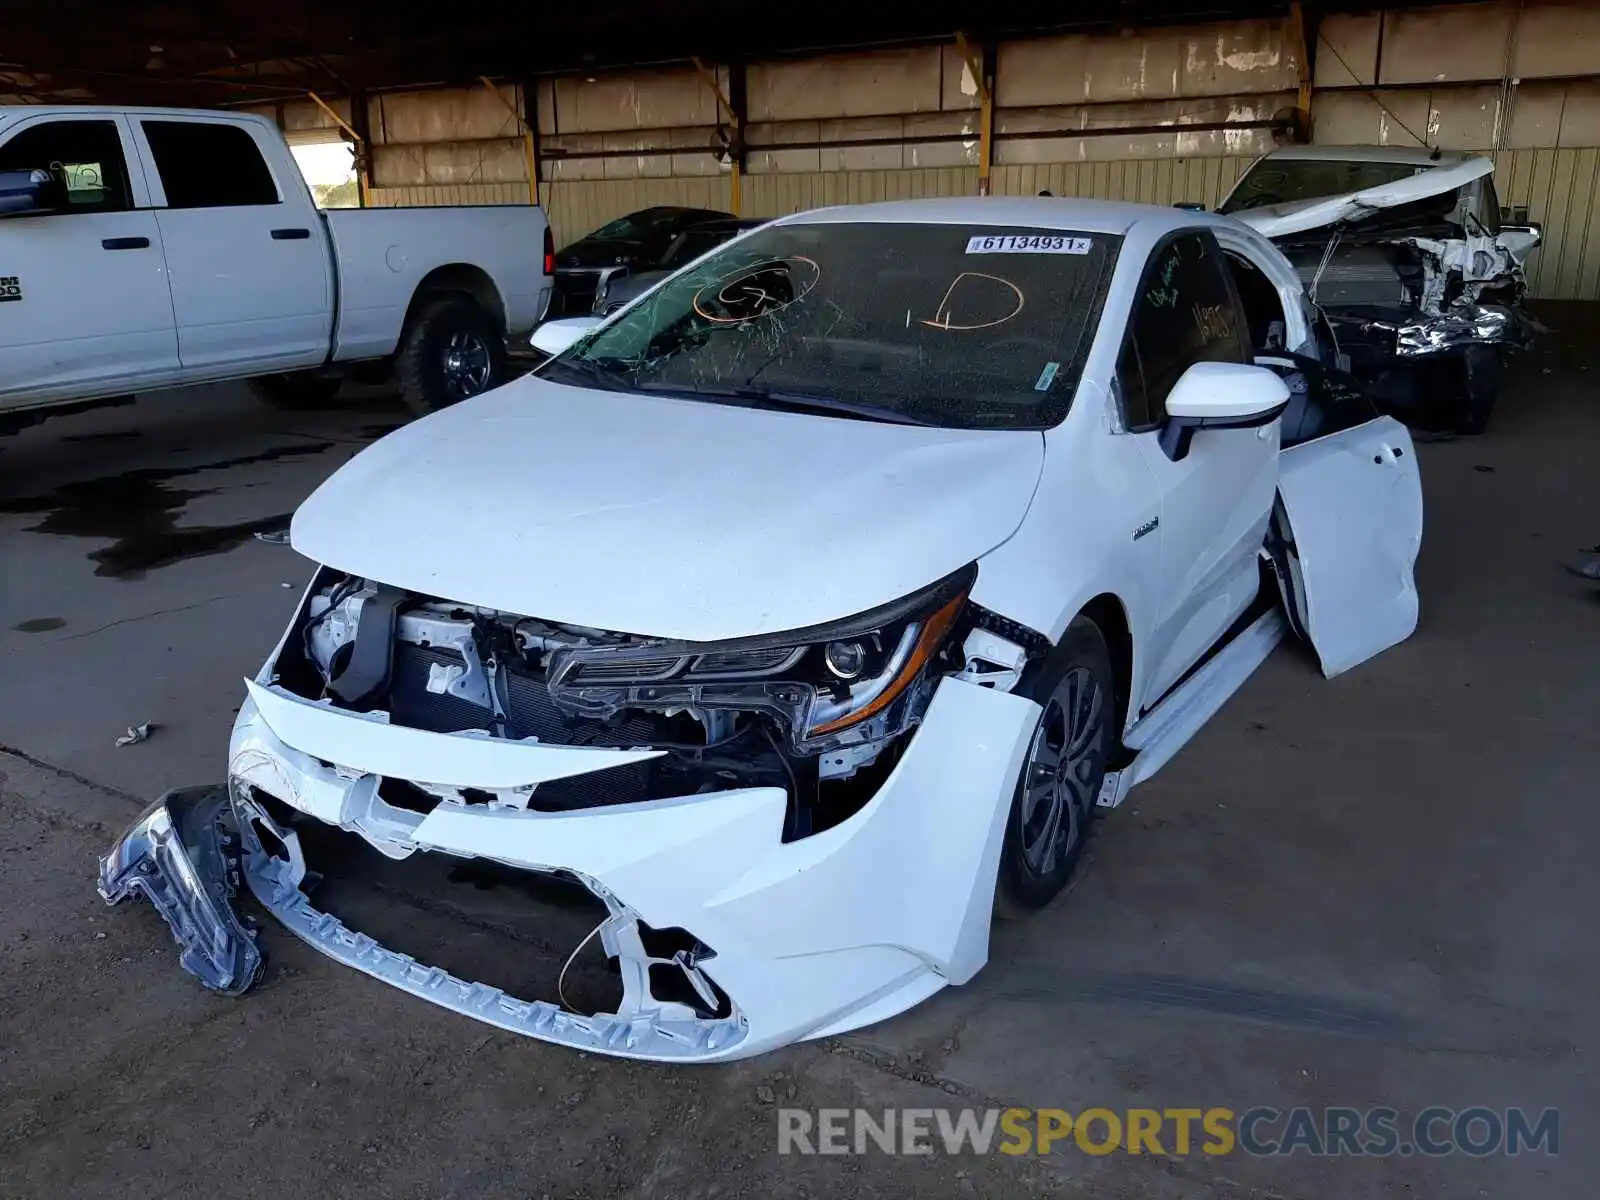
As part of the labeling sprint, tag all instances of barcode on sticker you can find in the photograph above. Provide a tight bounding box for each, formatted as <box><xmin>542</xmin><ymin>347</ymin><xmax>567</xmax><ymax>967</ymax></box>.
<box><xmin>966</xmin><ymin>235</ymin><xmax>1093</xmax><ymax>255</ymax></box>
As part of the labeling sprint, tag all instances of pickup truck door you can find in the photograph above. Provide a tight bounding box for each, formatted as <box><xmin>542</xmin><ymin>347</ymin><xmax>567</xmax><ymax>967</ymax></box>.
<box><xmin>1119</xmin><ymin>230</ymin><xmax>1279</xmax><ymax>706</ymax></box>
<box><xmin>0</xmin><ymin>114</ymin><xmax>179</xmax><ymax>408</ymax></box>
<box><xmin>130</xmin><ymin>116</ymin><xmax>332</xmax><ymax>373</ymax></box>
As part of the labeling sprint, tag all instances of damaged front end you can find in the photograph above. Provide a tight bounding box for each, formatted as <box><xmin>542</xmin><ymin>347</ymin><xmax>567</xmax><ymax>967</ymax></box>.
<box><xmin>1236</xmin><ymin>157</ymin><xmax>1538</xmax><ymax>430</ymax></box>
<box><xmin>1284</xmin><ymin>214</ymin><xmax>1531</xmax><ymax>360</ymax></box>
<box><xmin>103</xmin><ymin>565</ymin><xmax>1044</xmax><ymax>1060</ymax></box>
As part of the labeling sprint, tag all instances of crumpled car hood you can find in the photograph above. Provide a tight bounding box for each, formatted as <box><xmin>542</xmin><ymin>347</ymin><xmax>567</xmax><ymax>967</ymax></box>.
<box><xmin>291</xmin><ymin>376</ymin><xmax>1044</xmax><ymax>641</ymax></box>
<box><xmin>1233</xmin><ymin>156</ymin><xmax>1494</xmax><ymax>239</ymax></box>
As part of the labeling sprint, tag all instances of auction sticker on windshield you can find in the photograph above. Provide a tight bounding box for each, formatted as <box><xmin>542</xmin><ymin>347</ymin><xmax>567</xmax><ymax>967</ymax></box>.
<box><xmin>966</xmin><ymin>234</ymin><xmax>1094</xmax><ymax>254</ymax></box>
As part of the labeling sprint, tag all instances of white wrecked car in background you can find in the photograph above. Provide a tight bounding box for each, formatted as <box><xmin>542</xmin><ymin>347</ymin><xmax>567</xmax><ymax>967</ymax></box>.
<box><xmin>101</xmin><ymin>197</ymin><xmax>1424</xmax><ymax>1061</ymax></box>
<box><xmin>1220</xmin><ymin>146</ymin><xmax>1540</xmax><ymax>432</ymax></box>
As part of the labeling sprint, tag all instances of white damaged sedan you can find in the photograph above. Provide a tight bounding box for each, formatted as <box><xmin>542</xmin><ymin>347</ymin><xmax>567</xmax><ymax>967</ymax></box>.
<box><xmin>100</xmin><ymin>197</ymin><xmax>1423</xmax><ymax>1061</ymax></box>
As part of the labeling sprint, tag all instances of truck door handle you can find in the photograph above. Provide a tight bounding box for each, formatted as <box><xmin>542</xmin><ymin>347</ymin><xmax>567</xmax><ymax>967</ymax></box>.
<box><xmin>271</xmin><ymin>227</ymin><xmax>311</xmax><ymax>240</ymax></box>
<box><xmin>101</xmin><ymin>236</ymin><xmax>150</xmax><ymax>250</ymax></box>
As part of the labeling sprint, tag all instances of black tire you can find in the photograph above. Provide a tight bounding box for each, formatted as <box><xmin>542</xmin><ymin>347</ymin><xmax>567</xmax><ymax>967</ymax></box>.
<box><xmin>252</xmin><ymin>372</ymin><xmax>343</xmax><ymax>410</ymax></box>
<box><xmin>1454</xmin><ymin>345</ymin><xmax>1502</xmax><ymax>435</ymax></box>
<box><xmin>396</xmin><ymin>294</ymin><xmax>506</xmax><ymax>417</ymax></box>
<box><xmin>995</xmin><ymin>616</ymin><xmax>1116</xmax><ymax>916</ymax></box>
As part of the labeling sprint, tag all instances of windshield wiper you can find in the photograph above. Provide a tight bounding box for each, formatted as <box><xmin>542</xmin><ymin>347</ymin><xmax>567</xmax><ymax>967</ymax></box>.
<box><xmin>636</xmin><ymin>382</ymin><xmax>936</xmax><ymax>426</ymax></box>
<box><xmin>541</xmin><ymin>355</ymin><xmax>638</xmax><ymax>392</ymax></box>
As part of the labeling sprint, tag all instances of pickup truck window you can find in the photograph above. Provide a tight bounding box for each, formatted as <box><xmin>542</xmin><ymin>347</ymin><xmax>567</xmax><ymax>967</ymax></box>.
<box><xmin>0</xmin><ymin>120</ymin><xmax>130</xmax><ymax>213</ymax></box>
<box><xmin>140</xmin><ymin>121</ymin><xmax>279</xmax><ymax>209</ymax></box>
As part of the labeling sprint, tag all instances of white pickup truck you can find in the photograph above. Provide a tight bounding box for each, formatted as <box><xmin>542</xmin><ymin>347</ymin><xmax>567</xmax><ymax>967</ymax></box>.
<box><xmin>0</xmin><ymin>105</ymin><xmax>552</xmax><ymax>424</ymax></box>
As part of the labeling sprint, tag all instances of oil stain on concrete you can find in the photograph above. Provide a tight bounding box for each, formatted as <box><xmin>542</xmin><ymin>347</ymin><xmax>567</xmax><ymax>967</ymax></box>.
<box><xmin>12</xmin><ymin>617</ymin><xmax>66</xmax><ymax>633</ymax></box>
<box><xmin>0</xmin><ymin>442</ymin><xmax>330</xmax><ymax>580</ymax></box>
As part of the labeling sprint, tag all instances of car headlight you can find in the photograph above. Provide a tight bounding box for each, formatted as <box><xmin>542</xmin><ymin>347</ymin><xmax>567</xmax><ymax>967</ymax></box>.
<box><xmin>545</xmin><ymin>565</ymin><xmax>976</xmax><ymax>753</ymax></box>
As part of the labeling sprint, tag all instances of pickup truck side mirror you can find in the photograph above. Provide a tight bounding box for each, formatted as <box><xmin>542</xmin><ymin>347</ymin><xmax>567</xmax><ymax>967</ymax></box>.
<box><xmin>530</xmin><ymin>316</ymin><xmax>602</xmax><ymax>358</ymax></box>
<box><xmin>1159</xmin><ymin>361</ymin><xmax>1290</xmax><ymax>461</ymax></box>
<box><xmin>0</xmin><ymin>168</ymin><xmax>68</xmax><ymax>218</ymax></box>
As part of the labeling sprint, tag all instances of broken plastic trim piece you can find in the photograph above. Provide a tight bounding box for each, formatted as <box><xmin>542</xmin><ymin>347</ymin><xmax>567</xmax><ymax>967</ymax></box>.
<box><xmin>230</xmin><ymin>786</ymin><xmax>751</xmax><ymax>1060</ymax></box>
<box><xmin>97</xmin><ymin>786</ymin><xmax>263</xmax><ymax>995</ymax></box>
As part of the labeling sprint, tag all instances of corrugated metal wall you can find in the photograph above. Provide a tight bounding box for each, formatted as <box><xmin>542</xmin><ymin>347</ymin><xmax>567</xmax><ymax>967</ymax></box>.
<box><xmin>1306</xmin><ymin>4</ymin><xmax>1600</xmax><ymax>301</ymax></box>
<box><xmin>258</xmin><ymin>1</ymin><xmax>1600</xmax><ymax>299</ymax></box>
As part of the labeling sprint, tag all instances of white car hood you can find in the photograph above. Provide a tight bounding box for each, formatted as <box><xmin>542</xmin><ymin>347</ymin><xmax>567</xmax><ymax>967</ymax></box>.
<box><xmin>1233</xmin><ymin>156</ymin><xmax>1494</xmax><ymax>239</ymax></box>
<box><xmin>291</xmin><ymin>376</ymin><xmax>1044</xmax><ymax>641</ymax></box>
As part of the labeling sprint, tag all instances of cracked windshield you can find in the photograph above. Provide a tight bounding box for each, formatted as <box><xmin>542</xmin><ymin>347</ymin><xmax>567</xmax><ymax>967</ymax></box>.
<box><xmin>543</xmin><ymin>222</ymin><xmax>1122</xmax><ymax>429</ymax></box>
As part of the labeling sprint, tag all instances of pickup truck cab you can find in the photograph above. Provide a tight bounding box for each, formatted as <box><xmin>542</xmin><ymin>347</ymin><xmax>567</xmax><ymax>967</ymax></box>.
<box><xmin>0</xmin><ymin>106</ymin><xmax>553</xmax><ymax>422</ymax></box>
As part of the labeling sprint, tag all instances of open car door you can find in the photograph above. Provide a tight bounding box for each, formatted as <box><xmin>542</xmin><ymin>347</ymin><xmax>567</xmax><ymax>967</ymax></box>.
<box><xmin>1272</xmin><ymin>412</ymin><xmax>1423</xmax><ymax>677</ymax></box>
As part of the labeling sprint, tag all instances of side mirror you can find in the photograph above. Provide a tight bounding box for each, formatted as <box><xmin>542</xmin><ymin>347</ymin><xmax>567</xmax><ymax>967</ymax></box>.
<box><xmin>0</xmin><ymin>168</ymin><xmax>68</xmax><ymax>217</ymax></box>
<box><xmin>1159</xmin><ymin>361</ymin><xmax>1290</xmax><ymax>461</ymax></box>
<box><xmin>1496</xmin><ymin>221</ymin><xmax>1542</xmax><ymax>264</ymax></box>
<box><xmin>529</xmin><ymin>316</ymin><xmax>602</xmax><ymax>358</ymax></box>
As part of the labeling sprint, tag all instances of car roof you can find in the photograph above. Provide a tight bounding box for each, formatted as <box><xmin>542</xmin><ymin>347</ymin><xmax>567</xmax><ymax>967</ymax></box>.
<box><xmin>682</xmin><ymin>217</ymin><xmax>766</xmax><ymax>231</ymax></box>
<box><xmin>1251</xmin><ymin>144</ymin><xmax>1479</xmax><ymax>168</ymax></box>
<box><xmin>0</xmin><ymin>104</ymin><xmax>279</xmax><ymax>136</ymax></box>
<box><xmin>775</xmin><ymin>195</ymin><xmax>1226</xmax><ymax>238</ymax></box>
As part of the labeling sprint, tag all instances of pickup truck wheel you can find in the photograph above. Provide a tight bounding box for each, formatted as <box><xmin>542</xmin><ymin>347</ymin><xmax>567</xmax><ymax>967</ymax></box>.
<box><xmin>995</xmin><ymin>616</ymin><xmax>1115</xmax><ymax>917</ymax></box>
<box><xmin>397</xmin><ymin>295</ymin><xmax>506</xmax><ymax>416</ymax></box>
<box><xmin>252</xmin><ymin>372</ymin><xmax>343</xmax><ymax>410</ymax></box>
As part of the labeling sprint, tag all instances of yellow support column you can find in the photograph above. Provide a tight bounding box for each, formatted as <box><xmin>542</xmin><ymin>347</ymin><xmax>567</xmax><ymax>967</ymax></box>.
<box><xmin>693</xmin><ymin>57</ymin><xmax>743</xmax><ymax>215</ymax></box>
<box><xmin>307</xmin><ymin>90</ymin><xmax>369</xmax><ymax>207</ymax></box>
<box><xmin>1288</xmin><ymin>2</ymin><xmax>1314</xmax><ymax>139</ymax></box>
<box><xmin>955</xmin><ymin>34</ymin><xmax>992</xmax><ymax>197</ymax></box>
<box><xmin>480</xmin><ymin>77</ymin><xmax>540</xmax><ymax>205</ymax></box>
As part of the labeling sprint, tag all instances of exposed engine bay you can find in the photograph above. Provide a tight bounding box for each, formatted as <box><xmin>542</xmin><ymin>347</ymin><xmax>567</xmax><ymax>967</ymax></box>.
<box><xmin>100</xmin><ymin>562</ymin><xmax>1047</xmax><ymax>1060</ymax></box>
<box><xmin>268</xmin><ymin>565</ymin><xmax>1026</xmax><ymax>839</ymax></box>
<box><xmin>1278</xmin><ymin>196</ymin><xmax>1529</xmax><ymax>370</ymax></box>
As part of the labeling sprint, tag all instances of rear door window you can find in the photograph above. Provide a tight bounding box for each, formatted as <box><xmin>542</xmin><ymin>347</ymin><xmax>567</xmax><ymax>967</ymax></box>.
<box><xmin>141</xmin><ymin>121</ymin><xmax>279</xmax><ymax>208</ymax></box>
<box><xmin>1117</xmin><ymin>232</ymin><xmax>1250</xmax><ymax>430</ymax></box>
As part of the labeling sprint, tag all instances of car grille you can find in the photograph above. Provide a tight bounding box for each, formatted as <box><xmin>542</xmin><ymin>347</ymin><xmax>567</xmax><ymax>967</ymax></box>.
<box><xmin>550</xmin><ymin>269</ymin><xmax>602</xmax><ymax>317</ymax></box>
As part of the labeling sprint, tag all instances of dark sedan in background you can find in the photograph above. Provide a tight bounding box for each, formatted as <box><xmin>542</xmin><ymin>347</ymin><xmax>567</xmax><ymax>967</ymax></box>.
<box><xmin>548</xmin><ymin>207</ymin><xmax>765</xmax><ymax>316</ymax></box>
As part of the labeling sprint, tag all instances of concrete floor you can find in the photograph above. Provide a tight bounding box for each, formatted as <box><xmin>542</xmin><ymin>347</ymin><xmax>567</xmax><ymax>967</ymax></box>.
<box><xmin>2</xmin><ymin>316</ymin><xmax>1597</xmax><ymax>1198</ymax></box>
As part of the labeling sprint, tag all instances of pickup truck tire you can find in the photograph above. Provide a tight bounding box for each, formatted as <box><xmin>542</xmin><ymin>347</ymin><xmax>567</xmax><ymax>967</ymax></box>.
<box><xmin>252</xmin><ymin>372</ymin><xmax>343</xmax><ymax>410</ymax></box>
<box><xmin>995</xmin><ymin>616</ymin><xmax>1114</xmax><ymax>918</ymax></box>
<box><xmin>396</xmin><ymin>295</ymin><xmax>507</xmax><ymax>416</ymax></box>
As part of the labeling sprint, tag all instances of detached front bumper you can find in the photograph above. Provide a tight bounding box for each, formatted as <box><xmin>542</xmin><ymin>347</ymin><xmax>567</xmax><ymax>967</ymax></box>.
<box><xmin>103</xmin><ymin>675</ymin><xmax>1038</xmax><ymax>1062</ymax></box>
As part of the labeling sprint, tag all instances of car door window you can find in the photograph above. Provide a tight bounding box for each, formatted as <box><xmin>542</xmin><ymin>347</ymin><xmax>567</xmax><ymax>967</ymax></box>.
<box><xmin>1117</xmin><ymin>231</ymin><xmax>1250</xmax><ymax>430</ymax></box>
<box><xmin>140</xmin><ymin>121</ymin><xmax>279</xmax><ymax>208</ymax></box>
<box><xmin>1473</xmin><ymin>177</ymin><xmax>1502</xmax><ymax>235</ymax></box>
<box><xmin>0</xmin><ymin>119</ymin><xmax>132</xmax><ymax>213</ymax></box>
